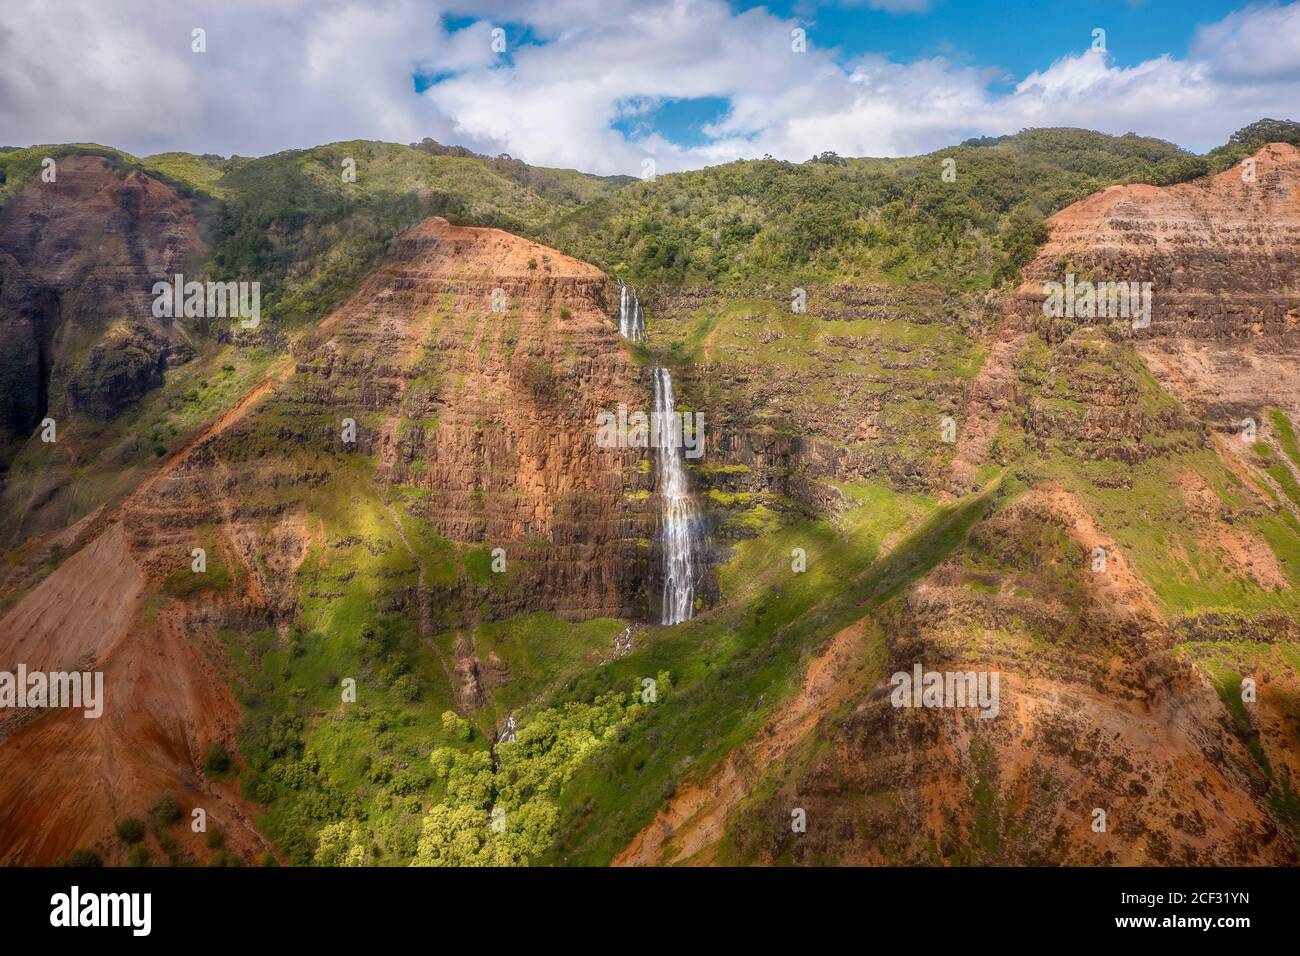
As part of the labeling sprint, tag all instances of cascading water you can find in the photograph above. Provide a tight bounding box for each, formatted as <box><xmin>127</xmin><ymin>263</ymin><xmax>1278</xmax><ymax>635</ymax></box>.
<box><xmin>618</xmin><ymin>281</ymin><xmax>646</xmax><ymax>341</ymax></box>
<box><xmin>652</xmin><ymin>366</ymin><xmax>700</xmax><ymax>624</ymax></box>
<box><xmin>615</xmin><ymin>283</ymin><xmax>699</xmax><ymax>624</ymax></box>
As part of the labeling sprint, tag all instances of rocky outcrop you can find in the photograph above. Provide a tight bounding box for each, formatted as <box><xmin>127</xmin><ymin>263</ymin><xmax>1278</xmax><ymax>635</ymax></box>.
<box><xmin>0</xmin><ymin>155</ymin><xmax>203</xmax><ymax>446</ymax></box>
<box><xmin>1013</xmin><ymin>143</ymin><xmax>1300</xmax><ymax>342</ymax></box>
<box><xmin>64</xmin><ymin>321</ymin><xmax>180</xmax><ymax>419</ymax></box>
<box><xmin>294</xmin><ymin>217</ymin><xmax>651</xmax><ymax>619</ymax></box>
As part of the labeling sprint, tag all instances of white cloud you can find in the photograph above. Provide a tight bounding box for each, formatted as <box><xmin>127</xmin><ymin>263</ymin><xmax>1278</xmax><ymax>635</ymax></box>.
<box><xmin>0</xmin><ymin>0</ymin><xmax>460</xmax><ymax>157</ymax></box>
<box><xmin>0</xmin><ymin>0</ymin><xmax>1297</xmax><ymax>174</ymax></box>
<box><xmin>1192</xmin><ymin>1</ymin><xmax>1300</xmax><ymax>84</ymax></box>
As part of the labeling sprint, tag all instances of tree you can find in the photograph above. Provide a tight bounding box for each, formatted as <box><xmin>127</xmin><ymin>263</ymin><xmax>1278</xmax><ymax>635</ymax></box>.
<box><xmin>439</xmin><ymin>710</ymin><xmax>474</xmax><ymax>742</ymax></box>
<box><xmin>204</xmin><ymin>741</ymin><xmax>232</xmax><ymax>775</ymax></box>
<box><xmin>59</xmin><ymin>849</ymin><xmax>103</xmax><ymax>867</ymax></box>
<box><xmin>314</xmin><ymin>820</ymin><xmax>370</xmax><ymax>866</ymax></box>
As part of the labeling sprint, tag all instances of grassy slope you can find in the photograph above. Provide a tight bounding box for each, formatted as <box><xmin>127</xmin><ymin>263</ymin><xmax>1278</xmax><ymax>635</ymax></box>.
<box><xmin>548</xmin><ymin>480</ymin><xmax>992</xmax><ymax>865</ymax></box>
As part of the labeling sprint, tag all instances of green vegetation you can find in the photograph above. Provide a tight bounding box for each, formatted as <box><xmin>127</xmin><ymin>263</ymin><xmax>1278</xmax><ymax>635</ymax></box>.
<box><xmin>148</xmin><ymin>793</ymin><xmax>183</xmax><ymax>828</ymax></box>
<box><xmin>542</xmin><ymin>128</ymin><xmax>1205</xmax><ymax>289</ymax></box>
<box><xmin>126</xmin><ymin>845</ymin><xmax>151</xmax><ymax>867</ymax></box>
<box><xmin>204</xmin><ymin>741</ymin><xmax>233</xmax><ymax>776</ymax></box>
<box><xmin>413</xmin><ymin>689</ymin><xmax>649</xmax><ymax>865</ymax></box>
<box><xmin>115</xmin><ymin>817</ymin><xmax>146</xmax><ymax>844</ymax></box>
<box><xmin>1008</xmin><ymin>330</ymin><xmax>1300</xmax><ymax>614</ymax></box>
<box><xmin>1205</xmin><ymin>118</ymin><xmax>1300</xmax><ymax>173</ymax></box>
<box><xmin>1269</xmin><ymin>408</ymin><xmax>1300</xmax><ymax>472</ymax></box>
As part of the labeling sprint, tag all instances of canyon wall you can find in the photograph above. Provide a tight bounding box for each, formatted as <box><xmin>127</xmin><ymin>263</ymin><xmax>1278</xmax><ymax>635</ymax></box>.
<box><xmin>0</xmin><ymin>216</ymin><xmax>651</xmax><ymax>862</ymax></box>
<box><xmin>0</xmin><ymin>156</ymin><xmax>203</xmax><ymax>446</ymax></box>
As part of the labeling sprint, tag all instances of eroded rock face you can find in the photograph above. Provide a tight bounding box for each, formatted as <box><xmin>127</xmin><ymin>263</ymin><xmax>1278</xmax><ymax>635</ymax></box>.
<box><xmin>0</xmin><ymin>217</ymin><xmax>652</xmax><ymax>863</ymax></box>
<box><xmin>305</xmin><ymin>218</ymin><xmax>651</xmax><ymax>619</ymax></box>
<box><xmin>0</xmin><ymin>155</ymin><xmax>203</xmax><ymax>443</ymax></box>
<box><xmin>64</xmin><ymin>321</ymin><xmax>175</xmax><ymax>419</ymax></box>
<box><xmin>1014</xmin><ymin>143</ymin><xmax>1300</xmax><ymax>342</ymax></box>
<box><xmin>711</xmin><ymin>495</ymin><xmax>1299</xmax><ymax>866</ymax></box>
<box><xmin>124</xmin><ymin>217</ymin><xmax>651</xmax><ymax>627</ymax></box>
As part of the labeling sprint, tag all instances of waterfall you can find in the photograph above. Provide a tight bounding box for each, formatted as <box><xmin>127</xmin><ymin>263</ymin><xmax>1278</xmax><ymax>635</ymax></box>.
<box><xmin>653</xmin><ymin>366</ymin><xmax>699</xmax><ymax>624</ymax></box>
<box><xmin>618</xmin><ymin>281</ymin><xmax>645</xmax><ymax>341</ymax></box>
<box><xmin>614</xmin><ymin>282</ymin><xmax>698</xmax><ymax>625</ymax></box>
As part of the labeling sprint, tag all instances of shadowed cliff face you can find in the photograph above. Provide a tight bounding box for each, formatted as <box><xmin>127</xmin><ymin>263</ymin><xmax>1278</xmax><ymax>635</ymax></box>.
<box><xmin>0</xmin><ymin>155</ymin><xmax>203</xmax><ymax>448</ymax></box>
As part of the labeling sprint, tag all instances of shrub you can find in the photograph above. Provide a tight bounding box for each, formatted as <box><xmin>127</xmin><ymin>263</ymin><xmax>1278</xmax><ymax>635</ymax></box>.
<box><xmin>126</xmin><ymin>845</ymin><xmax>150</xmax><ymax>867</ymax></box>
<box><xmin>204</xmin><ymin>741</ymin><xmax>232</xmax><ymax>775</ymax></box>
<box><xmin>393</xmin><ymin>674</ymin><xmax>422</xmax><ymax>702</ymax></box>
<box><xmin>149</xmin><ymin>793</ymin><xmax>183</xmax><ymax>828</ymax></box>
<box><xmin>116</xmin><ymin>817</ymin><xmax>146</xmax><ymax>844</ymax></box>
<box><xmin>439</xmin><ymin>710</ymin><xmax>473</xmax><ymax>742</ymax></box>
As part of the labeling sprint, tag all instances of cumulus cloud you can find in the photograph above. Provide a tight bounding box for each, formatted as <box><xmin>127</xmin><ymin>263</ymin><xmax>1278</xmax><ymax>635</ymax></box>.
<box><xmin>0</xmin><ymin>0</ymin><xmax>1297</xmax><ymax>173</ymax></box>
<box><xmin>1191</xmin><ymin>1</ymin><xmax>1300</xmax><ymax>84</ymax></box>
<box><xmin>0</xmin><ymin>0</ymin><xmax>461</xmax><ymax>157</ymax></box>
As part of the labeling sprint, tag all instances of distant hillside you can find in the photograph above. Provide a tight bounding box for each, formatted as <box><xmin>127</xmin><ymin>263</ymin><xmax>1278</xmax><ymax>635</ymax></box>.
<box><xmin>540</xmin><ymin>127</ymin><xmax>1212</xmax><ymax>290</ymax></box>
<box><xmin>0</xmin><ymin>140</ymin><xmax>623</xmax><ymax>329</ymax></box>
<box><xmin>3</xmin><ymin>120</ymin><xmax>1296</xmax><ymax>315</ymax></box>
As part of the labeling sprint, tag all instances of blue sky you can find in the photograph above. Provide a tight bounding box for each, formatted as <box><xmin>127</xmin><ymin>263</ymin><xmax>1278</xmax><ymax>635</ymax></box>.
<box><xmin>432</xmin><ymin>2</ymin><xmax>1257</xmax><ymax>149</ymax></box>
<box><xmin>3</xmin><ymin>1</ymin><xmax>1299</xmax><ymax>173</ymax></box>
<box><xmin>626</xmin><ymin>0</ymin><xmax>1251</xmax><ymax>148</ymax></box>
<box><xmin>745</xmin><ymin>1</ymin><xmax>1245</xmax><ymax>77</ymax></box>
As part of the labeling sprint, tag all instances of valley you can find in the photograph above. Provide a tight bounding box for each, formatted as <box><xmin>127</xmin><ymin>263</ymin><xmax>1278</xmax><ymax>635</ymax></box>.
<box><xmin>0</xmin><ymin>124</ymin><xmax>1298</xmax><ymax>867</ymax></box>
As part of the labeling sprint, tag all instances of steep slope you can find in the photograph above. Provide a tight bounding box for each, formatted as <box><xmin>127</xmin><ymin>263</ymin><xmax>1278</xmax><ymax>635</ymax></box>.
<box><xmin>0</xmin><ymin>217</ymin><xmax>648</xmax><ymax>864</ymax></box>
<box><xmin>1015</xmin><ymin>142</ymin><xmax>1300</xmax><ymax>340</ymax></box>
<box><xmin>125</xmin><ymin>216</ymin><xmax>648</xmax><ymax>625</ymax></box>
<box><xmin>611</xmin><ymin>148</ymin><xmax>1300</xmax><ymax>867</ymax></box>
<box><xmin>0</xmin><ymin>155</ymin><xmax>203</xmax><ymax>445</ymax></box>
<box><xmin>679</xmin><ymin>490</ymin><xmax>1295</xmax><ymax>865</ymax></box>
